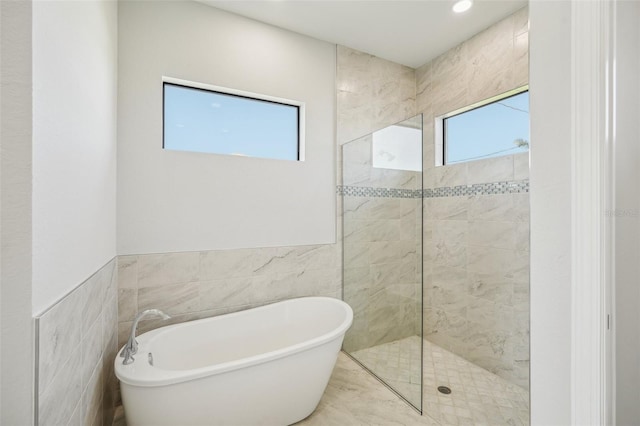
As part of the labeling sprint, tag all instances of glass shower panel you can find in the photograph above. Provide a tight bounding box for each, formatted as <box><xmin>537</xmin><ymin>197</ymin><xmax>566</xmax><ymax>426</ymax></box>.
<box><xmin>342</xmin><ymin>114</ymin><xmax>423</xmax><ymax>411</ymax></box>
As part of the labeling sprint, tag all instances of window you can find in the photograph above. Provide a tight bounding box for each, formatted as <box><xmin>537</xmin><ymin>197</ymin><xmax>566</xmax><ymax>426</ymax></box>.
<box><xmin>438</xmin><ymin>88</ymin><xmax>529</xmax><ymax>165</ymax></box>
<box><xmin>163</xmin><ymin>79</ymin><xmax>303</xmax><ymax>161</ymax></box>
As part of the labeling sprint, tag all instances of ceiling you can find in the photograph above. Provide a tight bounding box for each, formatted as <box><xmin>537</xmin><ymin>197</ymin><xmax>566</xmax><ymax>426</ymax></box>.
<box><xmin>198</xmin><ymin>0</ymin><xmax>528</xmax><ymax>69</ymax></box>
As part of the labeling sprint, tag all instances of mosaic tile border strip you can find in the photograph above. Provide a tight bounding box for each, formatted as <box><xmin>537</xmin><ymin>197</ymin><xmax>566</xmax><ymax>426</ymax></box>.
<box><xmin>337</xmin><ymin>180</ymin><xmax>529</xmax><ymax>199</ymax></box>
<box><xmin>425</xmin><ymin>180</ymin><xmax>530</xmax><ymax>198</ymax></box>
<box><xmin>337</xmin><ymin>186</ymin><xmax>418</xmax><ymax>198</ymax></box>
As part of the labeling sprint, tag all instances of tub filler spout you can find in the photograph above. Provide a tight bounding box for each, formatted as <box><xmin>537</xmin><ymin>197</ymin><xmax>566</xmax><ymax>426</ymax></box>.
<box><xmin>120</xmin><ymin>309</ymin><xmax>172</xmax><ymax>365</ymax></box>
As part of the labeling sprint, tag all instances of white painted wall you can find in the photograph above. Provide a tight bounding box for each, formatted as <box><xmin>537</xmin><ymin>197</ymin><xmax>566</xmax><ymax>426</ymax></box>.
<box><xmin>117</xmin><ymin>1</ymin><xmax>336</xmax><ymax>255</ymax></box>
<box><xmin>0</xmin><ymin>0</ymin><xmax>33</xmax><ymax>422</ymax></box>
<box><xmin>529</xmin><ymin>1</ymin><xmax>572</xmax><ymax>424</ymax></box>
<box><xmin>614</xmin><ymin>1</ymin><xmax>640</xmax><ymax>423</ymax></box>
<box><xmin>32</xmin><ymin>0</ymin><xmax>118</xmax><ymax>314</ymax></box>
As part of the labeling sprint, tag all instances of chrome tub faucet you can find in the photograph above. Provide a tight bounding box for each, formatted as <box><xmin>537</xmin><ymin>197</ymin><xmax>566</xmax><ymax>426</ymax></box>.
<box><xmin>120</xmin><ymin>309</ymin><xmax>172</xmax><ymax>365</ymax></box>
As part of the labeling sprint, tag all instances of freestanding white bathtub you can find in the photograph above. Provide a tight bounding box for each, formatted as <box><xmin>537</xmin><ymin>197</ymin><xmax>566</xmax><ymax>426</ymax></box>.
<box><xmin>115</xmin><ymin>297</ymin><xmax>353</xmax><ymax>426</ymax></box>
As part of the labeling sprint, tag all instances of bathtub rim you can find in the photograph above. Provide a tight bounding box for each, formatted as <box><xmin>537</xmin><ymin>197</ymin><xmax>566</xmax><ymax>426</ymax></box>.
<box><xmin>115</xmin><ymin>296</ymin><xmax>353</xmax><ymax>387</ymax></box>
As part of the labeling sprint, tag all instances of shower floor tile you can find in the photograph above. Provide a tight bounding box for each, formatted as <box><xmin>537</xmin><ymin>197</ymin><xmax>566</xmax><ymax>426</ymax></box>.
<box><xmin>298</xmin><ymin>337</ymin><xmax>529</xmax><ymax>426</ymax></box>
<box><xmin>351</xmin><ymin>336</ymin><xmax>422</xmax><ymax>406</ymax></box>
<box><xmin>421</xmin><ymin>337</ymin><xmax>529</xmax><ymax>425</ymax></box>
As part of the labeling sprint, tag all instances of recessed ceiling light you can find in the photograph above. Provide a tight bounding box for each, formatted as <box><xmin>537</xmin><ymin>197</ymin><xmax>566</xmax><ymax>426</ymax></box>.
<box><xmin>452</xmin><ymin>0</ymin><xmax>473</xmax><ymax>13</ymax></box>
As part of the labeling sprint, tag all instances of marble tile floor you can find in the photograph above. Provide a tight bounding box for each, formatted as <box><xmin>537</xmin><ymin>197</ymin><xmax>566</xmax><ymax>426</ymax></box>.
<box><xmin>296</xmin><ymin>351</ymin><xmax>438</xmax><ymax>426</ymax></box>
<box><xmin>299</xmin><ymin>337</ymin><xmax>530</xmax><ymax>426</ymax></box>
<box><xmin>351</xmin><ymin>335</ymin><xmax>422</xmax><ymax>407</ymax></box>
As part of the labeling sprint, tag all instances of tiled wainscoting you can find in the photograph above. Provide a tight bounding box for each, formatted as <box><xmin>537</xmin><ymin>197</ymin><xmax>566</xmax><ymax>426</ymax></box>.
<box><xmin>116</xmin><ymin>244</ymin><xmax>341</xmax><ymax>348</ymax></box>
<box><xmin>33</xmin><ymin>245</ymin><xmax>340</xmax><ymax>426</ymax></box>
<box><xmin>35</xmin><ymin>258</ymin><xmax>118</xmax><ymax>426</ymax></box>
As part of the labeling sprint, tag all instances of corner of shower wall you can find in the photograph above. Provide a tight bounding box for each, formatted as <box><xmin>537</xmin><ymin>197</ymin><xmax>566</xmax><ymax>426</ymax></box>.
<box><xmin>336</xmin><ymin>45</ymin><xmax>418</xmax><ymax>148</ymax></box>
<box><xmin>335</xmin><ymin>44</ymin><xmax>419</xmax><ymax>291</ymax></box>
<box><xmin>336</xmin><ymin>45</ymin><xmax>423</xmax><ymax>411</ymax></box>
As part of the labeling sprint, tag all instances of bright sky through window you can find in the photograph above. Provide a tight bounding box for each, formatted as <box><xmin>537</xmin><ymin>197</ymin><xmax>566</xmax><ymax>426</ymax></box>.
<box><xmin>163</xmin><ymin>83</ymin><xmax>299</xmax><ymax>161</ymax></box>
<box><xmin>445</xmin><ymin>91</ymin><xmax>529</xmax><ymax>164</ymax></box>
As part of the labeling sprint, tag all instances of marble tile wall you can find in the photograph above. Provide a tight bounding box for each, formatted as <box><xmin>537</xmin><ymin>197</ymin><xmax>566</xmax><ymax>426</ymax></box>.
<box><xmin>336</xmin><ymin>45</ymin><xmax>417</xmax><ymax>201</ymax></box>
<box><xmin>337</xmin><ymin>46</ymin><xmax>422</xmax><ymax>353</ymax></box>
<box><xmin>342</xmin><ymin>193</ymin><xmax>422</xmax><ymax>353</ymax></box>
<box><xmin>341</xmin><ymin>129</ymin><xmax>422</xmax><ymax>352</ymax></box>
<box><xmin>423</xmin><ymin>190</ymin><xmax>530</xmax><ymax>388</ymax></box>
<box><xmin>417</xmin><ymin>7</ymin><xmax>530</xmax><ymax>389</ymax></box>
<box><xmin>336</xmin><ymin>45</ymin><xmax>416</xmax><ymax>147</ymax></box>
<box><xmin>35</xmin><ymin>258</ymin><xmax>118</xmax><ymax>426</ymax></box>
<box><xmin>116</xmin><ymin>245</ymin><xmax>341</xmax><ymax>348</ymax></box>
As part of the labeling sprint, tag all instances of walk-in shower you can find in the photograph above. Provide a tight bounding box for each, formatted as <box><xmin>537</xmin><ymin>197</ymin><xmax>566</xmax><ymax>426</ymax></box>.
<box><xmin>342</xmin><ymin>114</ymin><xmax>424</xmax><ymax>411</ymax></box>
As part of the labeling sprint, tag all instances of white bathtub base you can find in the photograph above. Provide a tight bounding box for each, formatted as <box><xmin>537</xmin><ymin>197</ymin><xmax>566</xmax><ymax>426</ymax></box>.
<box><xmin>122</xmin><ymin>338</ymin><xmax>341</xmax><ymax>426</ymax></box>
